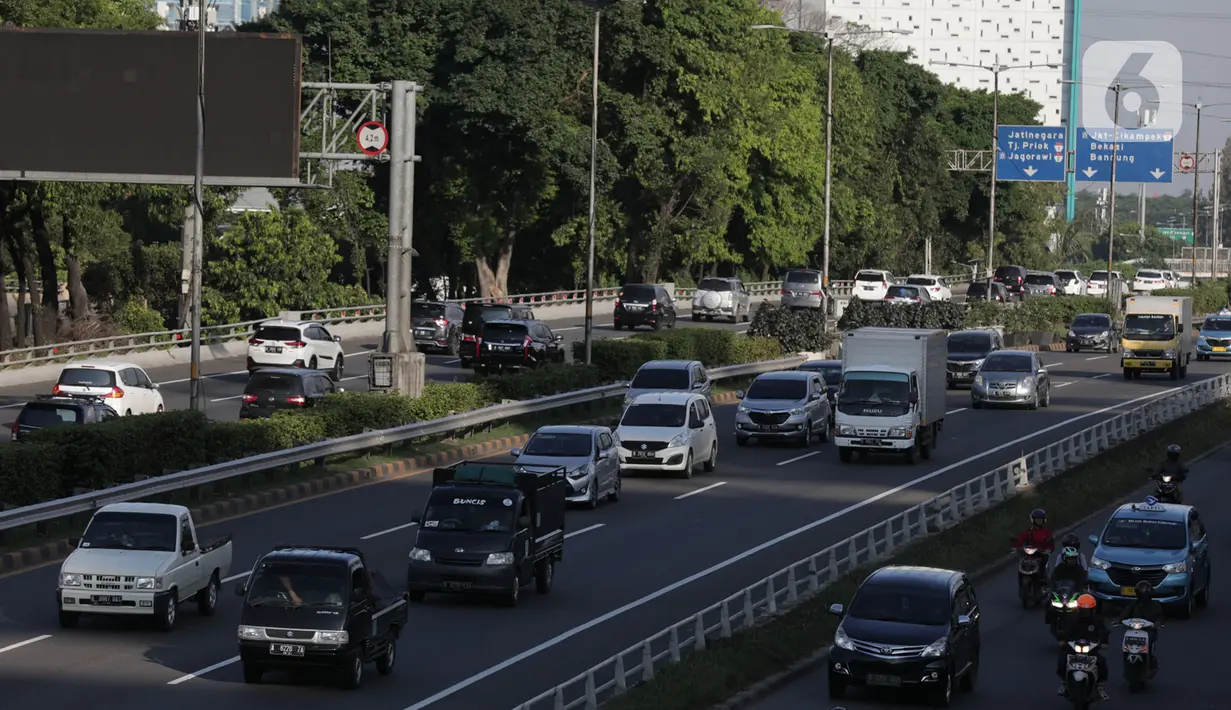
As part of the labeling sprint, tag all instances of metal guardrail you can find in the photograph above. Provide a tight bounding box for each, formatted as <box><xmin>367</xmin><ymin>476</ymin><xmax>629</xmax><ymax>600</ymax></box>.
<box><xmin>511</xmin><ymin>373</ymin><xmax>1231</xmax><ymax>710</ymax></box>
<box><xmin>0</xmin><ymin>275</ymin><xmax>971</xmax><ymax>371</ymax></box>
<box><xmin>0</xmin><ymin>356</ymin><xmax>808</xmax><ymax>534</ymax></box>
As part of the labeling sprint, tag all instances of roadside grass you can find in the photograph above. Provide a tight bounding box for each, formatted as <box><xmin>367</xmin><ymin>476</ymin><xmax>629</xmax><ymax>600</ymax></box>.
<box><xmin>600</xmin><ymin>401</ymin><xmax>1231</xmax><ymax>710</ymax></box>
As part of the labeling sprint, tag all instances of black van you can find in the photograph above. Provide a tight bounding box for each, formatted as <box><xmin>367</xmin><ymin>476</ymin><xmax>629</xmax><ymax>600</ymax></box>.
<box><xmin>11</xmin><ymin>395</ymin><xmax>118</xmax><ymax>442</ymax></box>
<box><xmin>459</xmin><ymin>303</ymin><xmax>535</xmax><ymax>367</ymax></box>
<box><xmin>239</xmin><ymin>369</ymin><xmax>341</xmax><ymax>420</ymax></box>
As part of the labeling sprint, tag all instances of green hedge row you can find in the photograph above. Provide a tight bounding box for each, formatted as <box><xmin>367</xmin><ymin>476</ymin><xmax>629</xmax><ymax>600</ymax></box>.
<box><xmin>1154</xmin><ymin>280</ymin><xmax>1230</xmax><ymax>315</ymax></box>
<box><xmin>837</xmin><ymin>299</ymin><xmax>967</xmax><ymax>331</ymax></box>
<box><xmin>838</xmin><ymin>296</ymin><xmax>1118</xmax><ymax>334</ymax></box>
<box><xmin>747</xmin><ymin>303</ymin><xmax>833</xmax><ymax>354</ymax></box>
<box><xmin>1</xmin><ymin>328</ymin><xmax>789</xmax><ymax>507</ymax></box>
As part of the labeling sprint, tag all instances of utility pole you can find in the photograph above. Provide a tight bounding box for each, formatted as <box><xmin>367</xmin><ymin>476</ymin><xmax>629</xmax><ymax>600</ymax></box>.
<box><xmin>1106</xmin><ymin>84</ymin><xmax>1121</xmax><ymax>299</ymax></box>
<box><xmin>1137</xmin><ymin>108</ymin><xmax>1154</xmax><ymax>241</ymax></box>
<box><xmin>924</xmin><ymin>235</ymin><xmax>933</xmax><ymax>274</ymax></box>
<box><xmin>1192</xmin><ymin>100</ymin><xmax>1204</xmax><ymax>285</ymax></box>
<box><xmin>1214</xmin><ymin>148</ymin><xmax>1223</xmax><ymax>279</ymax></box>
<box><xmin>186</xmin><ymin>0</ymin><xmax>207</xmax><ymax>413</ymax></box>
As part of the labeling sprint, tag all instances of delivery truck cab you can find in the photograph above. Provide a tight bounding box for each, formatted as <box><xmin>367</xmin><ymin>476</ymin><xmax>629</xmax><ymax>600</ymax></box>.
<box><xmin>1121</xmin><ymin>296</ymin><xmax>1194</xmax><ymax>380</ymax></box>
<box><xmin>834</xmin><ymin>328</ymin><xmax>948</xmax><ymax>464</ymax></box>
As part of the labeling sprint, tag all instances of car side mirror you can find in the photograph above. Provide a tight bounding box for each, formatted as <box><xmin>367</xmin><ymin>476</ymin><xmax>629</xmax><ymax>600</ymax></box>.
<box><xmin>736</xmin><ymin>390</ymin><xmax>745</xmax><ymax>399</ymax></box>
<box><xmin>151</xmin><ymin>383</ymin><xmax>160</xmax><ymax>390</ymax></box>
<box><xmin>596</xmin><ymin>450</ymin><xmax>608</xmax><ymax>460</ymax></box>
<box><xmin>333</xmin><ymin>335</ymin><xmax>342</xmax><ymax>342</ymax></box>
<box><xmin>235</xmin><ymin>583</ymin><xmax>247</xmax><ymax>596</ymax></box>
<box><xmin>510</xmin><ymin>447</ymin><xmax>522</xmax><ymax>457</ymax></box>
<box><xmin>908</xmin><ymin>393</ymin><xmax>918</xmax><ymax>405</ymax></box>
<box><xmin>554</xmin><ymin>334</ymin><xmax>563</xmax><ymax>342</ymax></box>
<box><xmin>1087</xmin><ymin>535</ymin><xmax>1099</xmax><ymax>546</ymax></box>
<box><xmin>827</xmin><ymin>603</ymin><xmax>845</xmax><ymax>617</ymax></box>
<box><xmin>957</xmin><ymin>614</ymin><xmax>973</xmax><ymax>627</ymax></box>
<box><xmin>810</xmin><ymin>392</ymin><xmax>822</xmax><ymax>400</ymax></box>
<box><xmin>690</xmin><ymin>418</ymin><xmax>704</xmax><ymax>429</ymax></box>
<box><xmin>411</xmin><ymin>512</ymin><xmax>422</xmax><ymax>524</ymax></box>
<box><xmin>692</xmin><ymin>381</ymin><xmax>705</xmax><ymax>389</ymax></box>
<box><xmin>69</xmin><ymin>537</ymin><xmax>80</xmax><ymax>547</ymax></box>
<box><xmin>181</xmin><ymin>540</ymin><xmax>193</xmax><ymax>555</ymax></box>
<box><xmin>518</xmin><ymin>515</ymin><xmax>531</xmax><ymax>528</ymax></box>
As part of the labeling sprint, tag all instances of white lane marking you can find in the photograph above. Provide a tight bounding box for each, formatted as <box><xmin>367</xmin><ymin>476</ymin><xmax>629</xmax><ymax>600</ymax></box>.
<box><xmin>0</xmin><ymin>634</ymin><xmax>51</xmax><ymax>654</ymax></box>
<box><xmin>674</xmin><ymin>482</ymin><xmax>726</xmax><ymax>499</ymax></box>
<box><xmin>1091</xmin><ymin>373</ymin><xmax>1111</xmax><ymax>380</ymax></box>
<box><xmin>777</xmin><ymin>451</ymin><xmax>820</xmax><ymax>466</ymax></box>
<box><xmin>221</xmin><ymin>571</ymin><xmax>249</xmax><ymax>583</ymax></box>
<box><xmin>210</xmin><ymin>395</ymin><xmax>242</xmax><ymax>402</ymax></box>
<box><xmin>444</xmin><ymin>359</ymin><xmax>461</xmax><ymax>365</ymax></box>
<box><xmin>397</xmin><ymin>386</ymin><xmax>1180</xmax><ymax>710</ymax></box>
<box><xmin>0</xmin><ymin>403</ymin><xmax>23</xmax><ymax>409</ymax></box>
<box><xmin>167</xmin><ymin>655</ymin><xmax>240</xmax><ymax>684</ymax></box>
<box><xmin>946</xmin><ymin>407</ymin><xmax>967</xmax><ymax>415</ymax></box>
<box><xmin>1055</xmin><ymin>382</ymin><xmax>1075</xmax><ymax>388</ymax></box>
<box><xmin>160</xmin><ymin>351</ymin><xmax>374</xmax><ymax>385</ymax></box>
<box><xmin>566</xmin><ymin>523</ymin><xmax>605</xmax><ymax>538</ymax></box>
<box><xmin>1086</xmin><ymin>355</ymin><xmax>1109</xmax><ymax>361</ymax></box>
<box><xmin>340</xmin><ymin>375</ymin><xmax>365</xmax><ymax>382</ymax></box>
<box><xmin>361</xmin><ymin>521</ymin><xmax>419</xmax><ymax>540</ymax></box>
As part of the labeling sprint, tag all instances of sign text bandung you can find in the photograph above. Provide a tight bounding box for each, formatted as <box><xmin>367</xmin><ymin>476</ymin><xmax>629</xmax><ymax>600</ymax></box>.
<box><xmin>1076</xmin><ymin>128</ymin><xmax>1174</xmax><ymax>183</ymax></box>
<box><xmin>996</xmin><ymin>125</ymin><xmax>1067</xmax><ymax>182</ymax></box>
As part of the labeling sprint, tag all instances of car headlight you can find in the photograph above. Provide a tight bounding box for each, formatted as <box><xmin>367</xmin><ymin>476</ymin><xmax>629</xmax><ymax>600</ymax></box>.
<box><xmin>1163</xmin><ymin>349</ymin><xmax>1176</xmax><ymax>358</ymax></box>
<box><xmin>134</xmin><ymin>576</ymin><xmax>161</xmax><ymax>590</ymax></box>
<box><xmin>921</xmin><ymin>637</ymin><xmax>947</xmax><ymax>657</ymax></box>
<box><xmin>1018</xmin><ymin>379</ymin><xmax>1035</xmax><ymax>392</ymax></box>
<box><xmin>833</xmin><ymin>626</ymin><xmax>855</xmax><ymax>651</ymax></box>
<box><xmin>1068</xmin><ymin>330</ymin><xmax>1077</xmax><ymax>338</ymax></box>
<box><xmin>789</xmin><ymin>408</ymin><xmax>805</xmax><ymax>416</ymax></box>
<box><xmin>568</xmin><ymin>465</ymin><xmax>591</xmax><ymax>480</ymax></box>
<box><xmin>237</xmin><ymin>625</ymin><xmax>264</xmax><ymax>640</ymax></box>
<box><xmin>737</xmin><ymin>405</ymin><xmax>749</xmax><ymax>413</ymax></box>
<box><xmin>1162</xmin><ymin>561</ymin><xmax>1187</xmax><ymax>574</ymax></box>
<box><xmin>60</xmin><ymin>573</ymin><xmax>82</xmax><ymax>587</ymax></box>
<box><xmin>836</xmin><ymin>425</ymin><xmax>855</xmax><ymax>436</ymax></box>
<box><xmin>486</xmin><ymin>552</ymin><xmax>515</xmax><ymax>566</ymax></box>
<box><xmin>888</xmin><ymin>427</ymin><xmax>910</xmax><ymax>437</ymax></box>
<box><xmin>317</xmin><ymin>630</ymin><xmax>349</xmax><ymax>644</ymax></box>
<box><xmin>1197</xmin><ymin>336</ymin><xmax>1207</xmax><ymax>345</ymax></box>
<box><xmin>974</xmin><ymin>375</ymin><xmax>984</xmax><ymax>386</ymax></box>
<box><xmin>409</xmin><ymin>547</ymin><xmax>432</xmax><ymax>562</ymax></box>
<box><xmin>668</xmin><ymin>433</ymin><xmax>689</xmax><ymax>448</ymax></box>
<box><xmin>1090</xmin><ymin>556</ymin><xmax>1109</xmax><ymax>570</ymax></box>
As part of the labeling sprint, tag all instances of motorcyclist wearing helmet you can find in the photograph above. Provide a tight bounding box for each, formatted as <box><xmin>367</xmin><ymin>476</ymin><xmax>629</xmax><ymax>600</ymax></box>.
<box><xmin>1154</xmin><ymin>444</ymin><xmax>1189</xmax><ymax>481</ymax></box>
<box><xmin>1013</xmin><ymin>509</ymin><xmax>1055</xmax><ymax>564</ymax></box>
<box><xmin>1118</xmin><ymin>581</ymin><xmax>1163</xmax><ymax>670</ymax></box>
<box><xmin>1056</xmin><ymin>594</ymin><xmax>1110</xmax><ymax>700</ymax></box>
<box><xmin>1050</xmin><ymin>546</ymin><xmax>1089</xmax><ymax>589</ymax></box>
<box><xmin>1056</xmin><ymin>533</ymin><xmax>1089</xmax><ymax>572</ymax></box>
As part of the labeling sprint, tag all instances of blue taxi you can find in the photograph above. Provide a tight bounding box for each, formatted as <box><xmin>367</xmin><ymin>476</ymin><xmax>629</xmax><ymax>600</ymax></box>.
<box><xmin>1087</xmin><ymin>497</ymin><xmax>1211</xmax><ymax>618</ymax></box>
<box><xmin>1196</xmin><ymin>314</ymin><xmax>1231</xmax><ymax>361</ymax></box>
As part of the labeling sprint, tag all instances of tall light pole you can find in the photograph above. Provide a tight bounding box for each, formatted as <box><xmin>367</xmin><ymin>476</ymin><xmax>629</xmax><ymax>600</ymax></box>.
<box><xmin>750</xmin><ymin>25</ymin><xmax>911</xmax><ymax>291</ymax></box>
<box><xmin>1182</xmin><ymin>103</ymin><xmax>1231</xmax><ymax>282</ymax></box>
<box><xmin>932</xmin><ymin>59</ymin><xmax>1059</xmax><ymax>286</ymax></box>
<box><xmin>577</xmin><ymin>0</ymin><xmax>617</xmax><ymax>365</ymax></box>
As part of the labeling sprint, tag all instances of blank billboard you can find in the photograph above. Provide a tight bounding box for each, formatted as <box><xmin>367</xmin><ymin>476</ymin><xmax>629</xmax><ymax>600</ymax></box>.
<box><xmin>0</xmin><ymin>28</ymin><xmax>301</xmax><ymax>182</ymax></box>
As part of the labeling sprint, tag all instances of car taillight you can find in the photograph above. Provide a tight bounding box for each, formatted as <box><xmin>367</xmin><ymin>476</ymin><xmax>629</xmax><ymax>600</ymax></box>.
<box><xmin>248</xmin><ymin>338</ymin><xmax>262</xmax><ymax>345</ymax></box>
<box><xmin>781</xmin><ymin>289</ymin><xmax>790</xmax><ymax>295</ymax></box>
<box><xmin>650</xmin><ymin>298</ymin><xmax>658</xmax><ymax>310</ymax></box>
<box><xmin>524</xmin><ymin>335</ymin><xmax>532</xmax><ymax>360</ymax></box>
<box><xmin>105</xmin><ymin>386</ymin><xmax>123</xmax><ymax>398</ymax></box>
<box><xmin>51</xmin><ymin>384</ymin><xmax>62</xmax><ymax>395</ymax></box>
<box><xmin>913</xmin><ymin>297</ymin><xmax>921</xmax><ymax>302</ymax></box>
<box><xmin>434</xmin><ymin>318</ymin><xmax>448</xmax><ymax>327</ymax></box>
<box><xmin>241</xmin><ymin>393</ymin><xmax>258</xmax><ymax>403</ymax></box>
<box><xmin>881</xmin><ymin>282</ymin><xmax>887</xmax><ymax>288</ymax></box>
<box><xmin>286</xmin><ymin>395</ymin><xmax>306</xmax><ymax>405</ymax></box>
<box><xmin>1017</xmin><ymin>276</ymin><xmax>1023</xmax><ymax>283</ymax></box>
<box><xmin>810</xmin><ymin>291</ymin><xmax>823</xmax><ymax>296</ymax></box>
<box><xmin>614</xmin><ymin>299</ymin><xmax>621</xmax><ymax>308</ymax></box>
<box><xmin>462</xmin><ymin>333</ymin><xmax>476</xmax><ymax>341</ymax></box>
<box><xmin>285</xmin><ymin>340</ymin><xmax>306</xmax><ymax>348</ymax></box>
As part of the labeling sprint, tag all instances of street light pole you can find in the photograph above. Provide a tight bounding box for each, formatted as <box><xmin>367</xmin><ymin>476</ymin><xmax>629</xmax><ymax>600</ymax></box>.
<box><xmin>583</xmin><ymin>7</ymin><xmax>600</xmax><ymax>365</ymax></box>
<box><xmin>1192</xmin><ymin>100</ymin><xmax>1203</xmax><ymax>284</ymax></box>
<box><xmin>188</xmin><ymin>0</ymin><xmax>207</xmax><ymax>414</ymax></box>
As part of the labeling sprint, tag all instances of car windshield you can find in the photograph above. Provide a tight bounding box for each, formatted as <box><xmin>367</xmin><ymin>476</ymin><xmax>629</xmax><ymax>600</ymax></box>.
<box><xmin>79</xmin><ymin>512</ymin><xmax>177</xmax><ymax>552</ymax></box>
<box><xmin>631</xmin><ymin>367</ymin><xmax>689</xmax><ymax>389</ymax></box>
<box><xmin>620</xmin><ymin>403</ymin><xmax>687</xmax><ymax>428</ymax></box>
<box><xmin>422</xmin><ymin>499</ymin><xmax>516</xmax><ymax>533</ymax></box>
<box><xmin>1025</xmin><ymin>274</ymin><xmax>1055</xmax><ymax>285</ymax></box>
<box><xmin>57</xmin><ymin>368</ymin><xmax>115</xmax><ymax>387</ymax></box>
<box><xmin>785</xmin><ymin>270</ymin><xmax>820</xmax><ymax>284</ymax></box>
<box><xmin>253</xmin><ymin>326</ymin><xmax>302</xmax><ymax>341</ymax></box>
<box><xmin>619</xmin><ymin>285</ymin><xmax>656</xmax><ymax>302</ymax></box>
<box><xmin>1072</xmin><ymin>315</ymin><xmax>1110</xmax><ymax>328</ymax></box>
<box><xmin>697</xmin><ymin>278</ymin><xmax>732</xmax><ymax>292</ymax></box>
<box><xmin>848</xmin><ymin>586</ymin><xmax>950</xmax><ymax>626</ymax></box>
<box><xmin>1203</xmin><ymin>317</ymin><xmax>1231</xmax><ymax>332</ymax></box>
<box><xmin>906</xmin><ymin>277</ymin><xmax>937</xmax><ymax>286</ymax></box>
<box><xmin>885</xmin><ymin>286</ymin><xmax>919</xmax><ymax>298</ymax></box>
<box><xmin>1100</xmin><ymin>517</ymin><xmax>1187</xmax><ymax>550</ymax></box>
<box><xmin>246</xmin><ymin>373</ymin><xmax>303</xmax><ymax>394</ymax></box>
<box><xmin>855</xmin><ymin>271</ymin><xmax>886</xmax><ymax>282</ymax></box>
<box><xmin>745</xmin><ymin>378</ymin><xmax>807</xmax><ymax>400</ymax></box>
<box><xmin>948</xmin><ymin>333</ymin><xmax>992</xmax><ymax>354</ymax></box>
<box><xmin>18</xmin><ymin>403</ymin><xmax>83</xmax><ymax>428</ymax></box>
<box><xmin>246</xmin><ymin>564</ymin><xmax>348</xmax><ymax>608</ymax></box>
<box><xmin>1123</xmin><ymin>313</ymin><xmax>1175</xmax><ymax>337</ymax></box>
<box><xmin>411</xmin><ymin>303</ymin><xmax>445</xmax><ymax>318</ymax></box>
<box><xmin>800</xmin><ymin>363</ymin><xmax>841</xmax><ymax>384</ymax></box>
<box><xmin>522</xmin><ymin>432</ymin><xmax>592</xmax><ymax>457</ymax></box>
<box><xmin>982</xmin><ymin>354</ymin><xmax>1034</xmax><ymax>372</ymax></box>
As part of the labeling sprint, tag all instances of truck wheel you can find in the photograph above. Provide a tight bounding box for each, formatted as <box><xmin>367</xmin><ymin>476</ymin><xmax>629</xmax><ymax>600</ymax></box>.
<box><xmin>155</xmin><ymin>591</ymin><xmax>177</xmax><ymax>632</ymax></box>
<box><xmin>1123</xmin><ymin>368</ymin><xmax>1133</xmax><ymax>380</ymax></box>
<box><xmin>1180</xmin><ymin>364</ymin><xmax>1188</xmax><ymax>378</ymax></box>
<box><xmin>340</xmin><ymin>653</ymin><xmax>363</xmax><ymax>689</ymax></box>
<box><xmin>904</xmin><ymin>441</ymin><xmax>918</xmax><ymax>464</ymax></box>
<box><xmin>376</xmin><ymin>640</ymin><xmax>396</xmax><ymax>676</ymax></box>
<box><xmin>838</xmin><ymin>447</ymin><xmax>852</xmax><ymax>463</ymax></box>
<box><xmin>58</xmin><ymin>610</ymin><xmax>80</xmax><ymax>628</ymax></box>
<box><xmin>196</xmin><ymin>573</ymin><xmax>219</xmax><ymax>616</ymax></box>
<box><xmin>691</xmin><ymin>313</ymin><xmax>700</xmax><ymax>321</ymax></box>
<box><xmin>535</xmin><ymin>559</ymin><xmax>554</xmax><ymax>594</ymax></box>
<box><xmin>503</xmin><ymin>574</ymin><xmax>521</xmax><ymax>607</ymax></box>
<box><xmin>1170</xmin><ymin>363</ymin><xmax>1180</xmax><ymax>380</ymax></box>
<box><xmin>242</xmin><ymin>663</ymin><xmax>263</xmax><ymax>684</ymax></box>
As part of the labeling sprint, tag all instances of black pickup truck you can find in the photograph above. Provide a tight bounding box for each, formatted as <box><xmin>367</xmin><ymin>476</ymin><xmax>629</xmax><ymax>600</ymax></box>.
<box><xmin>235</xmin><ymin>545</ymin><xmax>408</xmax><ymax>689</ymax></box>
<box><xmin>407</xmin><ymin>461</ymin><xmax>568</xmax><ymax>606</ymax></box>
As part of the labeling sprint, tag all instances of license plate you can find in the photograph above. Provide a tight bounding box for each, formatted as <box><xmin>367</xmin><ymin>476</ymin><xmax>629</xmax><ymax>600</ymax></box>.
<box><xmin>414</xmin><ymin>329</ymin><xmax>433</xmax><ymax>337</ymax></box>
<box><xmin>862</xmin><ymin>285</ymin><xmax>875</xmax><ymax>290</ymax></box>
<box><xmin>1215</xmin><ymin>347</ymin><xmax>1227</xmax><ymax>352</ymax></box>
<box><xmin>759</xmin><ymin>424</ymin><xmax>780</xmax><ymax>431</ymax></box>
<box><xmin>90</xmin><ymin>595</ymin><xmax>122</xmax><ymax>605</ymax></box>
<box><xmin>1067</xmin><ymin>655</ymin><xmax>1096</xmax><ymax>670</ymax></box>
<box><xmin>1121</xmin><ymin>586</ymin><xmax>1137</xmax><ymax>596</ymax></box>
<box><xmin>631</xmin><ymin>451</ymin><xmax>655</xmax><ymax>458</ymax></box>
<box><xmin>1138</xmin><ymin>361</ymin><xmax>1156</xmax><ymax>367</ymax></box>
<box><xmin>866</xmin><ymin>673</ymin><xmax>901</xmax><ymax>687</ymax></box>
<box><xmin>993</xmin><ymin>389</ymin><xmax>1015</xmax><ymax>397</ymax></box>
<box><xmin>499</xmin><ymin>345</ymin><xmax>515</xmax><ymax>351</ymax></box>
<box><xmin>265</xmin><ymin>346</ymin><xmax>283</xmax><ymax>354</ymax></box>
<box><xmin>853</xmin><ymin>439</ymin><xmax>887</xmax><ymax>446</ymax></box>
<box><xmin>269</xmin><ymin>643</ymin><xmax>305</xmax><ymax>657</ymax></box>
<box><xmin>624</xmin><ymin>304</ymin><xmax>644</xmax><ymax>310</ymax></box>
<box><xmin>443</xmin><ymin>580</ymin><xmax>472</xmax><ymax>590</ymax></box>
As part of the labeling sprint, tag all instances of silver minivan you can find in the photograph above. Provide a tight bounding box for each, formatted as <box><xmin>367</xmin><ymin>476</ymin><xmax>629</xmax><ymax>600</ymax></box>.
<box><xmin>780</xmin><ymin>269</ymin><xmax>825</xmax><ymax>309</ymax></box>
<box><xmin>734</xmin><ymin>371</ymin><xmax>831</xmax><ymax>446</ymax></box>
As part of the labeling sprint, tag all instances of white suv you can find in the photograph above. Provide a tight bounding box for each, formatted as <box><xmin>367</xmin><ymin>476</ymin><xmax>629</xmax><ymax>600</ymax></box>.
<box><xmin>615</xmin><ymin>392</ymin><xmax>717</xmax><ymax>479</ymax></box>
<box><xmin>52</xmin><ymin>361</ymin><xmax>164</xmax><ymax>416</ymax></box>
<box><xmin>905</xmin><ymin>274</ymin><xmax>952</xmax><ymax>301</ymax></box>
<box><xmin>246</xmin><ymin>320</ymin><xmax>345</xmax><ymax>380</ymax></box>
<box><xmin>1131</xmin><ymin>269</ymin><xmax>1169</xmax><ymax>293</ymax></box>
<box><xmin>852</xmin><ymin>269</ymin><xmax>896</xmax><ymax>300</ymax></box>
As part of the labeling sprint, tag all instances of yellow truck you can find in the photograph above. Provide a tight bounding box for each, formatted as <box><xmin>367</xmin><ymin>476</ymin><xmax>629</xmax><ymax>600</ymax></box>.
<box><xmin>1121</xmin><ymin>295</ymin><xmax>1194</xmax><ymax>380</ymax></box>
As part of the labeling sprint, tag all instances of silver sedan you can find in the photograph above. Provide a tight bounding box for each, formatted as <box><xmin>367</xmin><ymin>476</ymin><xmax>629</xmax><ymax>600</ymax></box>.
<box><xmin>970</xmin><ymin>350</ymin><xmax>1052</xmax><ymax>410</ymax></box>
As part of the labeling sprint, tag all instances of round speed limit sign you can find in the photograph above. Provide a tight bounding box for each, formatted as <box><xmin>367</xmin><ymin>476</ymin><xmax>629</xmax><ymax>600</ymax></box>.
<box><xmin>356</xmin><ymin>121</ymin><xmax>389</xmax><ymax>156</ymax></box>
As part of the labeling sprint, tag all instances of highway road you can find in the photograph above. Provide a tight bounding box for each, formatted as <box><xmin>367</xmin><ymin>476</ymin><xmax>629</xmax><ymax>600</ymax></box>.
<box><xmin>744</xmin><ymin>441</ymin><xmax>1230</xmax><ymax>710</ymax></box>
<box><xmin>0</xmin><ymin>311</ymin><xmax>751</xmax><ymax>427</ymax></box>
<box><xmin>0</xmin><ymin>352</ymin><xmax>1221</xmax><ymax>709</ymax></box>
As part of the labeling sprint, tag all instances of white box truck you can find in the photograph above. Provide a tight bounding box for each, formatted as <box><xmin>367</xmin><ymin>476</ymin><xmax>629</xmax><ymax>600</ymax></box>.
<box><xmin>1121</xmin><ymin>295</ymin><xmax>1194</xmax><ymax>380</ymax></box>
<box><xmin>835</xmin><ymin>328</ymin><xmax>948</xmax><ymax>464</ymax></box>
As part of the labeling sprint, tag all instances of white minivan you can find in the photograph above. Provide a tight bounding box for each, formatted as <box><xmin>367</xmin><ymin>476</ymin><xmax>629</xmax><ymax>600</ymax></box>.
<box><xmin>615</xmin><ymin>392</ymin><xmax>717</xmax><ymax>478</ymax></box>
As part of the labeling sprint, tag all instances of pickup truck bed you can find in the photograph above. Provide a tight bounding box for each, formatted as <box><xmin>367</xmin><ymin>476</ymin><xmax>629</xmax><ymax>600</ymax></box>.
<box><xmin>202</xmin><ymin>535</ymin><xmax>231</xmax><ymax>554</ymax></box>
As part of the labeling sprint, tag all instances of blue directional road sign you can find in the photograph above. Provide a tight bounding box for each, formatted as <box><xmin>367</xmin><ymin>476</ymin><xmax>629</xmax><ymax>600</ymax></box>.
<box><xmin>996</xmin><ymin>125</ymin><xmax>1067</xmax><ymax>181</ymax></box>
<box><xmin>1075</xmin><ymin>127</ymin><xmax>1173</xmax><ymax>183</ymax></box>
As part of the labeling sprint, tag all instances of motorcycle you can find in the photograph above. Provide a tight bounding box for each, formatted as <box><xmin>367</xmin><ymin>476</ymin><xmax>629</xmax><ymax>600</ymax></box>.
<box><xmin>1151</xmin><ymin>473</ymin><xmax>1182</xmax><ymax>504</ymax></box>
<box><xmin>1115</xmin><ymin>617</ymin><xmax>1159</xmax><ymax>693</ymax></box>
<box><xmin>1014</xmin><ymin>544</ymin><xmax>1047</xmax><ymax>608</ymax></box>
<box><xmin>1064</xmin><ymin>639</ymin><xmax>1103</xmax><ymax>709</ymax></box>
<box><xmin>1047</xmin><ymin>580</ymin><xmax>1080</xmax><ymax>642</ymax></box>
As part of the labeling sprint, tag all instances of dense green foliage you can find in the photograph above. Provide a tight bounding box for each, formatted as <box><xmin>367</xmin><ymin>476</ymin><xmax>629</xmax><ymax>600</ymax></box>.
<box><xmin>839</xmin><ymin>296</ymin><xmax>1117</xmax><ymax>335</ymax></box>
<box><xmin>747</xmin><ymin>302</ymin><xmax>832</xmax><ymax>353</ymax></box>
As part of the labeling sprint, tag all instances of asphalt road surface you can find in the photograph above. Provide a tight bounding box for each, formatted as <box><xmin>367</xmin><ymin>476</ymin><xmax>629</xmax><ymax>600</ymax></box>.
<box><xmin>0</xmin><ymin>312</ymin><xmax>752</xmax><ymax>427</ymax></box>
<box><xmin>0</xmin><ymin>352</ymin><xmax>1221</xmax><ymax>709</ymax></box>
<box><xmin>742</xmin><ymin>417</ymin><xmax>1231</xmax><ymax>710</ymax></box>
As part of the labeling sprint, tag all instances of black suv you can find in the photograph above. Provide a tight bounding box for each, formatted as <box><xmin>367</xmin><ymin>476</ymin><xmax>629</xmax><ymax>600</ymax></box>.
<box><xmin>966</xmin><ymin>281</ymin><xmax>1008</xmax><ymax>302</ymax></box>
<box><xmin>411</xmin><ymin>301</ymin><xmax>466</xmax><ymax>354</ymax></box>
<box><xmin>460</xmin><ymin>303</ymin><xmax>535</xmax><ymax>368</ymax></box>
<box><xmin>992</xmin><ymin>265</ymin><xmax>1028</xmax><ymax>299</ymax></box>
<box><xmin>827</xmin><ymin>566</ymin><xmax>981</xmax><ymax>705</ymax></box>
<box><xmin>10</xmin><ymin>395</ymin><xmax>118</xmax><ymax>442</ymax></box>
<box><xmin>240</xmin><ymin>368</ymin><xmax>341</xmax><ymax>420</ymax></box>
<box><xmin>947</xmin><ymin>329</ymin><xmax>1003</xmax><ymax>388</ymax></box>
<box><xmin>475</xmin><ymin>319</ymin><xmax>565</xmax><ymax>373</ymax></box>
<box><xmin>614</xmin><ymin>283</ymin><xmax>677</xmax><ymax>330</ymax></box>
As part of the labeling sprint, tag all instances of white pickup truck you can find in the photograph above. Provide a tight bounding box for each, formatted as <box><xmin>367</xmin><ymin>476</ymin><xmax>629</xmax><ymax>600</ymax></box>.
<box><xmin>57</xmin><ymin>502</ymin><xmax>233</xmax><ymax>631</ymax></box>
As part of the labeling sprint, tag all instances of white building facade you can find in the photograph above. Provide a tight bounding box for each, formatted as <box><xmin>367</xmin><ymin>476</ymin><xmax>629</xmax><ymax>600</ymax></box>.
<box><xmin>811</xmin><ymin>0</ymin><xmax>1074</xmax><ymax>125</ymax></box>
